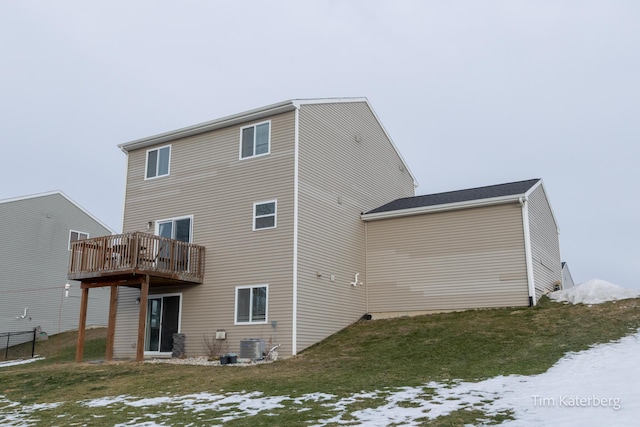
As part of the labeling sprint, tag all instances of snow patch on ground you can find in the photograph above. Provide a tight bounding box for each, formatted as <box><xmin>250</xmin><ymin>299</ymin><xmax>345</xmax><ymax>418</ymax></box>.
<box><xmin>424</xmin><ymin>331</ymin><xmax>640</xmax><ymax>426</ymax></box>
<box><xmin>0</xmin><ymin>396</ymin><xmax>62</xmax><ymax>427</ymax></box>
<box><xmin>0</xmin><ymin>357</ymin><xmax>44</xmax><ymax>369</ymax></box>
<box><xmin>549</xmin><ymin>278</ymin><xmax>640</xmax><ymax>305</ymax></box>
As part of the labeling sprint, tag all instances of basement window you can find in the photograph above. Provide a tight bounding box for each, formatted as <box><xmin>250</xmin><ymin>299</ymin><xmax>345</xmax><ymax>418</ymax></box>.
<box><xmin>235</xmin><ymin>285</ymin><xmax>268</xmax><ymax>324</ymax></box>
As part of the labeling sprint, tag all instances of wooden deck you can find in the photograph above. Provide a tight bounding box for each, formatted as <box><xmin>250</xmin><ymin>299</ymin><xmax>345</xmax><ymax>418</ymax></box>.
<box><xmin>68</xmin><ymin>232</ymin><xmax>205</xmax><ymax>285</ymax></box>
<box><xmin>70</xmin><ymin>232</ymin><xmax>205</xmax><ymax>363</ymax></box>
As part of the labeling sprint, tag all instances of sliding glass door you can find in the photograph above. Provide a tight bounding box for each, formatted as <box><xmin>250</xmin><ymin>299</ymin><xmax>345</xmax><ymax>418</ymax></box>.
<box><xmin>145</xmin><ymin>294</ymin><xmax>181</xmax><ymax>354</ymax></box>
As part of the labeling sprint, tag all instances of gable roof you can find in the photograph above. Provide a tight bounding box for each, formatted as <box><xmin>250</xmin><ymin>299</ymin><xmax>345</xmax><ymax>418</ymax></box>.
<box><xmin>363</xmin><ymin>179</ymin><xmax>542</xmax><ymax>221</ymax></box>
<box><xmin>118</xmin><ymin>97</ymin><xmax>417</xmax><ymax>187</ymax></box>
<box><xmin>0</xmin><ymin>191</ymin><xmax>116</xmax><ymax>234</ymax></box>
<box><xmin>118</xmin><ymin>98</ymin><xmax>373</xmax><ymax>153</ymax></box>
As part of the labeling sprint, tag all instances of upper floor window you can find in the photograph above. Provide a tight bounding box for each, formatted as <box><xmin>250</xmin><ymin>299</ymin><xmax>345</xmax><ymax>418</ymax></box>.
<box><xmin>253</xmin><ymin>200</ymin><xmax>276</xmax><ymax>230</ymax></box>
<box><xmin>69</xmin><ymin>230</ymin><xmax>89</xmax><ymax>250</ymax></box>
<box><xmin>240</xmin><ymin>121</ymin><xmax>270</xmax><ymax>159</ymax></box>
<box><xmin>146</xmin><ymin>145</ymin><xmax>171</xmax><ymax>179</ymax></box>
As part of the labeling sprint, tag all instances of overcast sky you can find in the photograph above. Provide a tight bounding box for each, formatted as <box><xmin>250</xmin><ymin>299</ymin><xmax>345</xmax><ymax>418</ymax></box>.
<box><xmin>2</xmin><ymin>1</ymin><xmax>638</xmax><ymax>289</ymax></box>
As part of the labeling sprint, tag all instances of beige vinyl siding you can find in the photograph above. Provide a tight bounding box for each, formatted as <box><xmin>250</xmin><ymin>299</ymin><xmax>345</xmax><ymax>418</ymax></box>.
<box><xmin>527</xmin><ymin>185</ymin><xmax>562</xmax><ymax>300</ymax></box>
<box><xmin>114</xmin><ymin>111</ymin><xmax>296</xmax><ymax>359</ymax></box>
<box><xmin>0</xmin><ymin>193</ymin><xmax>112</xmax><ymax>337</ymax></box>
<box><xmin>295</xmin><ymin>102</ymin><xmax>415</xmax><ymax>353</ymax></box>
<box><xmin>113</xmin><ymin>286</ymin><xmax>139</xmax><ymax>358</ymax></box>
<box><xmin>366</xmin><ymin>203</ymin><xmax>530</xmax><ymax>315</ymax></box>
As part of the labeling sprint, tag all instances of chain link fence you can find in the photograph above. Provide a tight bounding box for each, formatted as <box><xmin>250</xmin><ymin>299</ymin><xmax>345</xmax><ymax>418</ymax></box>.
<box><xmin>0</xmin><ymin>329</ymin><xmax>37</xmax><ymax>361</ymax></box>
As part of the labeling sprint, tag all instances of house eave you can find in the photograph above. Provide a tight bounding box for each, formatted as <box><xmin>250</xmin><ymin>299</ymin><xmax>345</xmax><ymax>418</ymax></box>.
<box><xmin>524</xmin><ymin>179</ymin><xmax>560</xmax><ymax>234</ymax></box>
<box><xmin>361</xmin><ymin>194</ymin><xmax>524</xmax><ymax>222</ymax></box>
<box><xmin>118</xmin><ymin>96</ymin><xmax>418</xmax><ymax>188</ymax></box>
<box><xmin>119</xmin><ymin>101</ymin><xmax>298</xmax><ymax>153</ymax></box>
<box><xmin>0</xmin><ymin>190</ymin><xmax>116</xmax><ymax>234</ymax></box>
<box><xmin>118</xmin><ymin>97</ymin><xmax>382</xmax><ymax>153</ymax></box>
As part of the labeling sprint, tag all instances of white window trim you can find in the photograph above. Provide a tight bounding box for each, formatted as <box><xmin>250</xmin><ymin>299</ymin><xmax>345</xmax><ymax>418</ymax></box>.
<box><xmin>253</xmin><ymin>200</ymin><xmax>277</xmax><ymax>231</ymax></box>
<box><xmin>145</xmin><ymin>144</ymin><xmax>172</xmax><ymax>180</ymax></box>
<box><xmin>68</xmin><ymin>230</ymin><xmax>89</xmax><ymax>250</ymax></box>
<box><xmin>154</xmin><ymin>215</ymin><xmax>194</xmax><ymax>242</ymax></box>
<box><xmin>239</xmin><ymin>120</ymin><xmax>271</xmax><ymax>160</ymax></box>
<box><xmin>234</xmin><ymin>284</ymin><xmax>269</xmax><ymax>325</ymax></box>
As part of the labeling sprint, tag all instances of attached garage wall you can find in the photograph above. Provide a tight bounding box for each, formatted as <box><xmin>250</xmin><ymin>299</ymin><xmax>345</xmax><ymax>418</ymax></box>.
<box><xmin>366</xmin><ymin>203</ymin><xmax>530</xmax><ymax>316</ymax></box>
<box><xmin>527</xmin><ymin>185</ymin><xmax>562</xmax><ymax>300</ymax></box>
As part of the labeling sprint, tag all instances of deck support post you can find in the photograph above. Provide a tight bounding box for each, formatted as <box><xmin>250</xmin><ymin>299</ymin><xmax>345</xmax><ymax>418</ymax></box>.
<box><xmin>75</xmin><ymin>285</ymin><xmax>89</xmax><ymax>362</ymax></box>
<box><xmin>136</xmin><ymin>275</ymin><xmax>150</xmax><ymax>362</ymax></box>
<box><xmin>105</xmin><ymin>285</ymin><xmax>118</xmax><ymax>361</ymax></box>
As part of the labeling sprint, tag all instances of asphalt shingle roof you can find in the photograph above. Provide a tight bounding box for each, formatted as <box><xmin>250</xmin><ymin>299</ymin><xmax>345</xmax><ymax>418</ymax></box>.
<box><xmin>366</xmin><ymin>179</ymin><xmax>541</xmax><ymax>215</ymax></box>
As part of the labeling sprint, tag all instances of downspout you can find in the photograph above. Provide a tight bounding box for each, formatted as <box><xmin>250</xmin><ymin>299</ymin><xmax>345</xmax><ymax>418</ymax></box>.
<box><xmin>520</xmin><ymin>196</ymin><xmax>536</xmax><ymax>306</ymax></box>
<box><xmin>364</xmin><ymin>221</ymin><xmax>369</xmax><ymax>315</ymax></box>
<box><xmin>291</xmin><ymin>106</ymin><xmax>300</xmax><ymax>355</ymax></box>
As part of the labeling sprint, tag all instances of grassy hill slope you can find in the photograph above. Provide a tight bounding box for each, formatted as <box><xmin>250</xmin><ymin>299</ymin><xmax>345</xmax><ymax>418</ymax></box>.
<box><xmin>2</xmin><ymin>297</ymin><xmax>639</xmax><ymax>426</ymax></box>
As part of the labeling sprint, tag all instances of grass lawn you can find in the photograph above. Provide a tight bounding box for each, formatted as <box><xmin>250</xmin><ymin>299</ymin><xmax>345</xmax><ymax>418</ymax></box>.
<box><xmin>1</xmin><ymin>297</ymin><xmax>639</xmax><ymax>426</ymax></box>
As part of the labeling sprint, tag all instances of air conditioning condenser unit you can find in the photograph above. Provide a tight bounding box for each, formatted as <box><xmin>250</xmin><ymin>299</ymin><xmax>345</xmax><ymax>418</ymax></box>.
<box><xmin>239</xmin><ymin>338</ymin><xmax>265</xmax><ymax>360</ymax></box>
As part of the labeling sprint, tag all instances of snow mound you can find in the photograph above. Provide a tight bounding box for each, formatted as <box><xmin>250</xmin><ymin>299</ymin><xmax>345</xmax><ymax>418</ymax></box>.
<box><xmin>549</xmin><ymin>279</ymin><xmax>640</xmax><ymax>305</ymax></box>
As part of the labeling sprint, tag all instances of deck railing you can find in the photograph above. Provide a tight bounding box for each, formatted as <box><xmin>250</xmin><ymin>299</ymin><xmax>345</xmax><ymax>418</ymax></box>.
<box><xmin>68</xmin><ymin>232</ymin><xmax>205</xmax><ymax>283</ymax></box>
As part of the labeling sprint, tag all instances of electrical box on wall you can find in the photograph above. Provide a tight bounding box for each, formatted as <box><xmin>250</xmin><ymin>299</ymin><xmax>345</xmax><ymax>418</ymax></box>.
<box><xmin>215</xmin><ymin>330</ymin><xmax>226</xmax><ymax>340</ymax></box>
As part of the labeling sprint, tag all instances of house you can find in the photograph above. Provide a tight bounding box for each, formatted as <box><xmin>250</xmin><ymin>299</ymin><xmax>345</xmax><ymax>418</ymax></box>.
<box><xmin>0</xmin><ymin>191</ymin><xmax>114</xmax><ymax>344</ymax></box>
<box><xmin>70</xmin><ymin>98</ymin><xmax>563</xmax><ymax>362</ymax></box>
<box><xmin>561</xmin><ymin>262</ymin><xmax>575</xmax><ymax>289</ymax></box>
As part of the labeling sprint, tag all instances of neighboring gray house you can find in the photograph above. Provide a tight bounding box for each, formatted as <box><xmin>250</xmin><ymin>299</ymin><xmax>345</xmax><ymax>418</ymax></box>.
<box><xmin>0</xmin><ymin>191</ymin><xmax>114</xmax><ymax>341</ymax></box>
<box><xmin>70</xmin><ymin>98</ymin><xmax>564</xmax><ymax>362</ymax></box>
<box><xmin>562</xmin><ymin>262</ymin><xmax>575</xmax><ymax>289</ymax></box>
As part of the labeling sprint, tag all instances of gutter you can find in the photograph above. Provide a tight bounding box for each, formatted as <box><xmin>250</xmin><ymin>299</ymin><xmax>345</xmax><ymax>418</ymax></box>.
<box><xmin>118</xmin><ymin>97</ymin><xmax>379</xmax><ymax>154</ymax></box>
<box><xmin>119</xmin><ymin>101</ymin><xmax>297</xmax><ymax>153</ymax></box>
<box><xmin>361</xmin><ymin>193</ymin><xmax>523</xmax><ymax>222</ymax></box>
